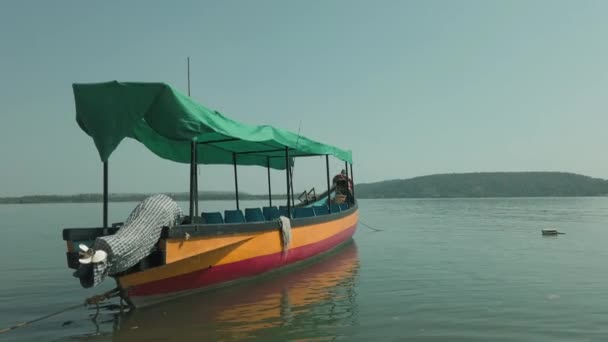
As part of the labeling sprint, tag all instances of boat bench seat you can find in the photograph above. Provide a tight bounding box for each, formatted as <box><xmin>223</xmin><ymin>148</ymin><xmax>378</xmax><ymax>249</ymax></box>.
<box><xmin>200</xmin><ymin>202</ymin><xmax>349</xmax><ymax>225</ymax></box>
<box><xmin>225</xmin><ymin>209</ymin><xmax>246</xmax><ymax>223</ymax></box>
<box><xmin>279</xmin><ymin>206</ymin><xmax>293</xmax><ymax>218</ymax></box>
<box><xmin>263</xmin><ymin>206</ymin><xmax>280</xmax><ymax>221</ymax></box>
<box><xmin>294</xmin><ymin>207</ymin><xmax>315</xmax><ymax>218</ymax></box>
<box><xmin>202</xmin><ymin>212</ymin><xmax>224</xmax><ymax>224</ymax></box>
<box><xmin>313</xmin><ymin>205</ymin><xmax>329</xmax><ymax>216</ymax></box>
<box><xmin>245</xmin><ymin>208</ymin><xmax>265</xmax><ymax>222</ymax></box>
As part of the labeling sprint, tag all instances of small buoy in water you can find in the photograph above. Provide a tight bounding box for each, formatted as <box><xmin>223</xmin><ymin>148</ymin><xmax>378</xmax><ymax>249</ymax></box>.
<box><xmin>542</xmin><ymin>228</ymin><xmax>565</xmax><ymax>236</ymax></box>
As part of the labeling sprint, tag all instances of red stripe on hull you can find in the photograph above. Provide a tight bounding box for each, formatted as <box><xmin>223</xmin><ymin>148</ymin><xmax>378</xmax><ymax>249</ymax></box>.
<box><xmin>128</xmin><ymin>224</ymin><xmax>357</xmax><ymax>298</ymax></box>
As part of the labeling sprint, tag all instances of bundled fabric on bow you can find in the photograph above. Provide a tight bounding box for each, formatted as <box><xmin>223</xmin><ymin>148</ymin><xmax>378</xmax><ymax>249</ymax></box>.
<box><xmin>74</xmin><ymin>194</ymin><xmax>183</xmax><ymax>288</ymax></box>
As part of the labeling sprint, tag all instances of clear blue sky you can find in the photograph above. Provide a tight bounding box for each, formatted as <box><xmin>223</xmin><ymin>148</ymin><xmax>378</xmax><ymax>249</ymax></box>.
<box><xmin>1</xmin><ymin>0</ymin><xmax>608</xmax><ymax>197</ymax></box>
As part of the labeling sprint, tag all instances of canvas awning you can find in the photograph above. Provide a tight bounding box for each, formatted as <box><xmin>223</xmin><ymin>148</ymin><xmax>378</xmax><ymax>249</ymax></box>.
<box><xmin>73</xmin><ymin>81</ymin><xmax>352</xmax><ymax>170</ymax></box>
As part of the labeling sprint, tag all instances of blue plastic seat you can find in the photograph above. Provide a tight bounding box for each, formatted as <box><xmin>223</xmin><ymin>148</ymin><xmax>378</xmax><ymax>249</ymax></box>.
<box><xmin>330</xmin><ymin>204</ymin><xmax>341</xmax><ymax>213</ymax></box>
<box><xmin>202</xmin><ymin>212</ymin><xmax>224</xmax><ymax>224</ymax></box>
<box><xmin>263</xmin><ymin>206</ymin><xmax>280</xmax><ymax>221</ymax></box>
<box><xmin>279</xmin><ymin>206</ymin><xmax>292</xmax><ymax>218</ymax></box>
<box><xmin>313</xmin><ymin>205</ymin><xmax>329</xmax><ymax>216</ymax></box>
<box><xmin>245</xmin><ymin>208</ymin><xmax>265</xmax><ymax>222</ymax></box>
<box><xmin>339</xmin><ymin>203</ymin><xmax>349</xmax><ymax>211</ymax></box>
<box><xmin>224</xmin><ymin>209</ymin><xmax>246</xmax><ymax>223</ymax></box>
<box><xmin>294</xmin><ymin>207</ymin><xmax>315</xmax><ymax>218</ymax></box>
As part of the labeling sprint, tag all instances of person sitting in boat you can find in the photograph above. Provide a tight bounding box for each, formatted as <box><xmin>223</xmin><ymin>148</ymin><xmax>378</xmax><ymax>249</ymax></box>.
<box><xmin>332</xmin><ymin>170</ymin><xmax>352</xmax><ymax>203</ymax></box>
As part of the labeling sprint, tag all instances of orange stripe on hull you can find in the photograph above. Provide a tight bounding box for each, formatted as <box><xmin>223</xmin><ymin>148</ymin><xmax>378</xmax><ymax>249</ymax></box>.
<box><xmin>165</xmin><ymin>235</ymin><xmax>256</xmax><ymax>263</ymax></box>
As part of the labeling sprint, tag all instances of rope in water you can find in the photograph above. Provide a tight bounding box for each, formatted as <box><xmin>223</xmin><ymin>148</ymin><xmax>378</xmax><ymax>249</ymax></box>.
<box><xmin>0</xmin><ymin>288</ymin><xmax>121</xmax><ymax>335</ymax></box>
<box><xmin>0</xmin><ymin>303</ymin><xmax>84</xmax><ymax>334</ymax></box>
<box><xmin>360</xmin><ymin>220</ymin><xmax>383</xmax><ymax>232</ymax></box>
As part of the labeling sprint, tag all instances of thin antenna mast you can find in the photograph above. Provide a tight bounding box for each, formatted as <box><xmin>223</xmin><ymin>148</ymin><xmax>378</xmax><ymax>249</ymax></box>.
<box><xmin>187</xmin><ymin>57</ymin><xmax>199</xmax><ymax>219</ymax></box>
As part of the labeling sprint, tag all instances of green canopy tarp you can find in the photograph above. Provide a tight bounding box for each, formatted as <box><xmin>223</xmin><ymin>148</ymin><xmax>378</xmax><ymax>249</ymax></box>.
<box><xmin>73</xmin><ymin>81</ymin><xmax>352</xmax><ymax>170</ymax></box>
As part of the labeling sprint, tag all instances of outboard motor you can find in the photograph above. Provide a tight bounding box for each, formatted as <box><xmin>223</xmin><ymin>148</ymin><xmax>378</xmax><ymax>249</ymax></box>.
<box><xmin>74</xmin><ymin>194</ymin><xmax>183</xmax><ymax>288</ymax></box>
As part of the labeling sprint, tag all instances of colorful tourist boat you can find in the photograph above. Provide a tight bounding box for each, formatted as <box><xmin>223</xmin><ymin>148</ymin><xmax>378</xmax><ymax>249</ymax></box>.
<box><xmin>62</xmin><ymin>81</ymin><xmax>358</xmax><ymax>308</ymax></box>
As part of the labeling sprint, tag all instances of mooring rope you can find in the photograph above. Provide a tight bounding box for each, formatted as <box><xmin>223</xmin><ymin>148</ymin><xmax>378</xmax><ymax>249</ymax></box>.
<box><xmin>0</xmin><ymin>303</ymin><xmax>85</xmax><ymax>334</ymax></box>
<box><xmin>360</xmin><ymin>220</ymin><xmax>383</xmax><ymax>232</ymax></box>
<box><xmin>0</xmin><ymin>288</ymin><xmax>121</xmax><ymax>335</ymax></box>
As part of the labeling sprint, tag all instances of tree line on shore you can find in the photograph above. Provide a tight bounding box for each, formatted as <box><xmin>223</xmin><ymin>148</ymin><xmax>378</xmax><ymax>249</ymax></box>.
<box><xmin>355</xmin><ymin>172</ymin><xmax>608</xmax><ymax>198</ymax></box>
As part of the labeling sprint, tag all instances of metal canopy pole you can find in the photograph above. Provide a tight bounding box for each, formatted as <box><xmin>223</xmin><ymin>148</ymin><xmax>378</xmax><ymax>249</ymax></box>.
<box><xmin>267</xmin><ymin>157</ymin><xmax>272</xmax><ymax>207</ymax></box>
<box><xmin>325</xmin><ymin>155</ymin><xmax>331</xmax><ymax>211</ymax></box>
<box><xmin>290</xmin><ymin>166</ymin><xmax>295</xmax><ymax>208</ymax></box>
<box><xmin>103</xmin><ymin>161</ymin><xmax>108</xmax><ymax>228</ymax></box>
<box><xmin>345</xmin><ymin>161</ymin><xmax>350</xmax><ymax>204</ymax></box>
<box><xmin>233</xmin><ymin>153</ymin><xmax>240</xmax><ymax>210</ymax></box>
<box><xmin>186</xmin><ymin>58</ymin><xmax>198</xmax><ymax>222</ymax></box>
<box><xmin>194</xmin><ymin>143</ymin><xmax>199</xmax><ymax>219</ymax></box>
<box><xmin>285</xmin><ymin>147</ymin><xmax>291</xmax><ymax>216</ymax></box>
<box><xmin>344</xmin><ymin>161</ymin><xmax>349</xmax><ymax>180</ymax></box>
<box><xmin>350</xmin><ymin>163</ymin><xmax>355</xmax><ymax>200</ymax></box>
<box><xmin>189</xmin><ymin>141</ymin><xmax>195</xmax><ymax>221</ymax></box>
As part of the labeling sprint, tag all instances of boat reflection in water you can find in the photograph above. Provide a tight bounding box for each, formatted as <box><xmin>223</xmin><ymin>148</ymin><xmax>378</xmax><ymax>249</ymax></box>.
<box><xmin>113</xmin><ymin>241</ymin><xmax>359</xmax><ymax>341</ymax></box>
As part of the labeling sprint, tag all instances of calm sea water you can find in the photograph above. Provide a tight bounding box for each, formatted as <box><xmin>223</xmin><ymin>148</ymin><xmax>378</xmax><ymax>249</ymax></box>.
<box><xmin>2</xmin><ymin>198</ymin><xmax>608</xmax><ymax>341</ymax></box>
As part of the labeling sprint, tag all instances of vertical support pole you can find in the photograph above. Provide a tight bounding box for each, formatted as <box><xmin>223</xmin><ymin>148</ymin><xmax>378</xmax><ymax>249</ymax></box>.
<box><xmin>186</xmin><ymin>59</ymin><xmax>198</xmax><ymax>221</ymax></box>
<box><xmin>189</xmin><ymin>141</ymin><xmax>195</xmax><ymax>221</ymax></box>
<box><xmin>345</xmin><ymin>161</ymin><xmax>350</xmax><ymax>204</ymax></box>
<box><xmin>103</xmin><ymin>160</ymin><xmax>108</xmax><ymax>229</ymax></box>
<box><xmin>345</xmin><ymin>161</ymin><xmax>349</xmax><ymax>180</ymax></box>
<box><xmin>194</xmin><ymin>143</ymin><xmax>198</xmax><ymax>218</ymax></box>
<box><xmin>233</xmin><ymin>153</ymin><xmax>240</xmax><ymax>210</ymax></box>
<box><xmin>350</xmin><ymin>163</ymin><xmax>355</xmax><ymax>200</ymax></box>
<box><xmin>285</xmin><ymin>147</ymin><xmax>291</xmax><ymax>217</ymax></box>
<box><xmin>325</xmin><ymin>155</ymin><xmax>331</xmax><ymax>212</ymax></box>
<box><xmin>267</xmin><ymin>157</ymin><xmax>272</xmax><ymax>207</ymax></box>
<box><xmin>290</xmin><ymin>166</ymin><xmax>295</xmax><ymax>208</ymax></box>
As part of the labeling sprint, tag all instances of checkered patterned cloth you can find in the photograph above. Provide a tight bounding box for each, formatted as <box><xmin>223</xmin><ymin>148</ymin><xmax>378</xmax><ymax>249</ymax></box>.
<box><xmin>78</xmin><ymin>194</ymin><xmax>183</xmax><ymax>287</ymax></box>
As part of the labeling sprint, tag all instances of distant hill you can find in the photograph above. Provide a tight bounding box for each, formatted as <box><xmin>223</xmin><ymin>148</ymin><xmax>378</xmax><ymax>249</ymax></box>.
<box><xmin>355</xmin><ymin>172</ymin><xmax>608</xmax><ymax>198</ymax></box>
